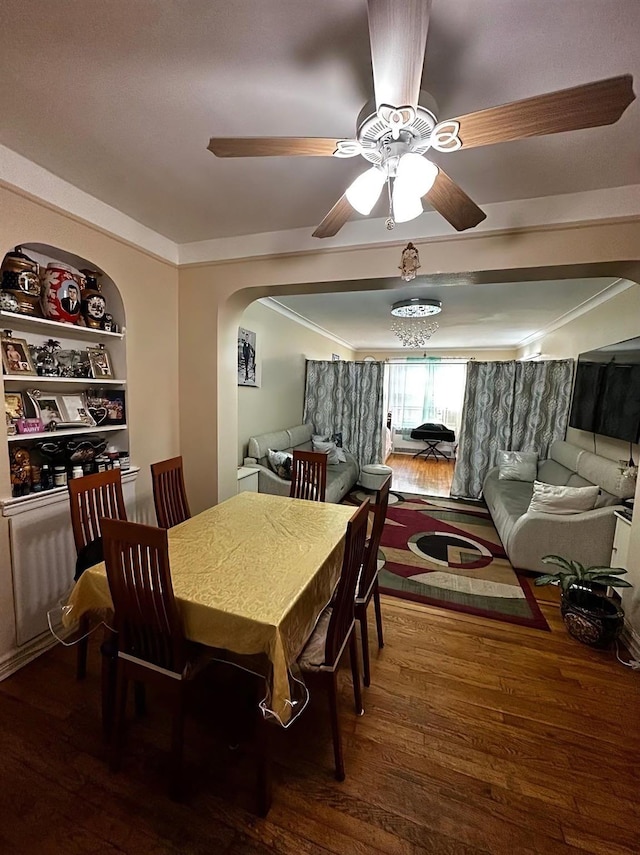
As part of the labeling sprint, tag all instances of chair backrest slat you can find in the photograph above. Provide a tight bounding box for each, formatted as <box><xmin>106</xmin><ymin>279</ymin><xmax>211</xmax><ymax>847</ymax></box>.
<box><xmin>357</xmin><ymin>475</ymin><xmax>391</xmax><ymax>601</ymax></box>
<box><xmin>69</xmin><ymin>470</ymin><xmax>127</xmax><ymax>554</ymax></box>
<box><xmin>324</xmin><ymin>499</ymin><xmax>369</xmax><ymax>663</ymax></box>
<box><xmin>290</xmin><ymin>450</ymin><xmax>327</xmax><ymax>503</ymax></box>
<box><xmin>151</xmin><ymin>456</ymin><xmax>191</xmax><ymax>529</ymax></box>
<box><xmin>102</xmin><ymin>518</ymin><xmax>187</xmax><ymax>673</ymax></box>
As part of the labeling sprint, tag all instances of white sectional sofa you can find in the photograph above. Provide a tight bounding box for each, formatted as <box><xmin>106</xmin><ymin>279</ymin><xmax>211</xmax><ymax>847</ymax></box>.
<box><xmin>483</xmin><ymin>440</ymin><xmax>634</xmax><ymax>573</ymax></box>
<box><xmin>244</xmin><ymin>423</ymin><xmax>359</xmax><ymax>503</ymax></box>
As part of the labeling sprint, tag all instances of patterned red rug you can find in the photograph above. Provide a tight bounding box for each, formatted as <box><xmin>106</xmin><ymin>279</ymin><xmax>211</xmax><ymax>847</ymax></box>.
<box><xmin>346</xmin><ymin>489</ymin><xmax>549</xmax><ymax>631</ymax></box>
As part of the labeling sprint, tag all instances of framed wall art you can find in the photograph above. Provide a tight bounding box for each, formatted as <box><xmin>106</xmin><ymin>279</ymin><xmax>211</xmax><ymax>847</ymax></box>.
<box><xmin>1</xmin><ymin>335</ymin><xmax>36</xmax><ymax>375</ymax></box>
<box><xmin>237</xmin><ymin>327</ymin><xmax>260</xmax><ymax>387</ymax></box>
<box><xmin>87</xmin><ymin>345</ymin><xmax>114</xmax><ymax>379</ymax></box>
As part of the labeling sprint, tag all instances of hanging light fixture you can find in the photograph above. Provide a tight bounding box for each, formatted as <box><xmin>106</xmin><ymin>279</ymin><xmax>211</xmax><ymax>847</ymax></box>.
<box><xmin>390</xmin><ymin>298</ymin><xmax>441</xmax><ymax>347</ymax></box>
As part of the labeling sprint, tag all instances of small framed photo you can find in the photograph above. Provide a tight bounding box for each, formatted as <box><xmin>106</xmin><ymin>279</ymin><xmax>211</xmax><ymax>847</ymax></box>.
<box><xmin>1</xmin><ymin>336</ymin><xmax>36</xmax><ymax>375</ymax></box>
<box><xmin>30</xmin><ymin>393</ymin><xmax>65</xmax><ymax>427</ymax></box>
<box><xmin>5</xmin><ymin>392</ymin><xmax>25</xmax><ymax>422</ymax></box>
<box><xmin>87</xmin><ymin>346</ymin><xmax>113</xmax><ymax>379</ymax></box>
<box><xmin>60</xmin><ymin>394</ymin><xmax>96</xmax><ymax>425</ymax></box>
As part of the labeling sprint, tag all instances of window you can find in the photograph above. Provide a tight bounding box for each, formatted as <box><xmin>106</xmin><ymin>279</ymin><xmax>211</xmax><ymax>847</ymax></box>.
<box><xmin>386</xmin><ymin>359</ymin><xmax>467</xmax><ymax>434</ymax></box>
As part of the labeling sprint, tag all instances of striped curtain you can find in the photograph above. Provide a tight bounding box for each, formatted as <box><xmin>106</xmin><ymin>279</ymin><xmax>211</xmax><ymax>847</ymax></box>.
<box><xmin>451</xmin><ymin>360</ymin><xmax>574</xmax><ymax>498</ymax></box>
<box><xmin>303</xmin><ymin>361</ymin><xmax>385</xmax><ymax>467</ymax></box>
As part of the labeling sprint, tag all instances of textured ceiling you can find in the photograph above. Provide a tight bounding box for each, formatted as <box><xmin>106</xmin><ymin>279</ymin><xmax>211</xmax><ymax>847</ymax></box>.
<box><xmin>0</xmin><ymin>1</ymin><xmax>638</xmax><ymax>242</ymax></box>
<box><xmin>273</xmin><ymin>278</ymin><xmax>620</xmax><ymax>349</ymax></box>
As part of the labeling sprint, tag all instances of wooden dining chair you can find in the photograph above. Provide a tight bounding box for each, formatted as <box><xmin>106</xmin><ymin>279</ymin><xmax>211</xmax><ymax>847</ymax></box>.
<box><xmin>298</xmin><ymin>498</ymin><xmax>369</xmax><ymax>781</ymax></box>
<box><xmin>69</xmin><ymin>469</ymin><xmax>127</xmax><ymax>737</ymax></box>
<box><xmin>290</xmin><ymin>449</ymin><xmax>327</xmax><ymax>502</ymax></box>
<box><xmin>151</xmin><ymin>456</ymin><xmax>191</xmax><ymax>529</ymax></box>
<box><xmin>102</xmin><ymin>517</ymin><xmax>210</xmax><ymax>800</ymax></box>
<box><xmin>355</xmin><ymin>474</ymin><xmax>391</xmax><ymax>688</ymax></box>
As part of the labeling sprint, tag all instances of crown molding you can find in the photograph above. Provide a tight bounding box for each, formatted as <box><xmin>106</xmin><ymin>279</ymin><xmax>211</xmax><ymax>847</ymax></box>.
<box><xmin>259</xmin><ymin>298</ymin><xmax>356</xmax><ymax>351</ymax></box>
<box><xmin>3</xmin><ymin>141</ymin><xmax>640</xmax><ymax>269</ymax></box>
<box><xmin>0</xmin><ymin>144</ymin><xmax>179</xmax><ymax>264</ymax></box>
<box><xmin>516</xmin><ymin>277</ymin><xmax>636</xmax><ymax>349</ymax></box>
<box><xmin>178</xmin><ymin>185</ymin><xmax>640</xmax><ymax>265</ymax></box>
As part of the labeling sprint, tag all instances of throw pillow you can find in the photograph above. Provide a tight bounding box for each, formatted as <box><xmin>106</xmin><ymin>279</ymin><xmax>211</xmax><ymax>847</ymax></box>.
<box><xmin>312</xmin><ymin>439</ymin><xmax>347</xmax><ymax>465</ymax></box>
<box><xmin>332</xmin><ymin>432</ymin><xmax>343</xmax><ymax>448</ymax></box>
<box><xmin>528</xmin><ymin>480</ymin><xmax>599</xmax><ymax>515</ymax></box>
<box><xmin>498</xmin><ymin>450</ymin><xmax>538</xmax><ymax>482</ymax></box>
<box><xmin>266</xmin><ymin>449</ymin><xmax>293</xmax><ymax>480</ymax></box>
<box><xmin>312</xmin><ymin>434</ymin><xmax>330</xmax><ymax>443</ymax></box>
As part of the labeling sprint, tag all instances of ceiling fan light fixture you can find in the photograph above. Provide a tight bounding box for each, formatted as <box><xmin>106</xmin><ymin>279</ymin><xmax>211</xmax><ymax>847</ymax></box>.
<box><xmin>392</xmin><ymin>182</ymin><xmax>423</xmax><ymax>223</ymax></box>
<box><xmin>345</xmin><ymin>166</ymin><xmax>386</xmax><ymax>215</ymax></box>
<box><xmin>397</xmin><ymin>153</ymin><xmax>438</xmax><ymax>195</ymax></box>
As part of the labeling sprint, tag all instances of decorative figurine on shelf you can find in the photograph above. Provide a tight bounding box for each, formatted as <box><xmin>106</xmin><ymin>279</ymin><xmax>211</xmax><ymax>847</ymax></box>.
<box><xmin>399</xmin><ymin>242</ymin><xmax>421</xmax><ymax>282</ymax></box>
<box><xmin>10</xmin><ymin>447</ymin><xmax>32</xmax><ymax>497</ymax></box>
<box><xmin>0</xmin><ymin>247</ymin><xmax>41</xmax><ymax>316</ymax></box>
<box><xmin>33</xmin><ymin>339</ymin><xmax>61</xmax><ymax>376</ymax></box>
<box><xmin>41</xmin><ymin>262</ymin><xmax>83</xmax><ymax>324</ymax></box>
<box><xmin>80</xmin><ymin>269</ymin><xmax>107</xmax><ymax>329</ymax></box>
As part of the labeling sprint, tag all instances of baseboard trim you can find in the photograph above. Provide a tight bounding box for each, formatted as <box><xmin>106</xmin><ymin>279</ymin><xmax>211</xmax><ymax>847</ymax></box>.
<box><xmin>621</xmin><ymin>621</ymin><xmax>640</xmax><ymax>661</ymax></box>
<box><xmin>0</xmin><ymin>632</ymin><xmax>58</xmax><ymax>681</ymax></box>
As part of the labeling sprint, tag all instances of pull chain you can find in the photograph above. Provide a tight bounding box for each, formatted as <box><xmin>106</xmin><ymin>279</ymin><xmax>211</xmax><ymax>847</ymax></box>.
<box><xmin>385</xmin><ymin>177</ymin><xmax>395</xmax><ymax>230</ymax></box>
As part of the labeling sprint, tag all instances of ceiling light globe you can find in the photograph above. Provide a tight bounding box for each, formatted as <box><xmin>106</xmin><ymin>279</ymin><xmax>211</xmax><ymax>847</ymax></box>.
<box><xmin>345</xmin><ymin>167</ymin><xmax>386</xmax><ymax>215</ymax></box>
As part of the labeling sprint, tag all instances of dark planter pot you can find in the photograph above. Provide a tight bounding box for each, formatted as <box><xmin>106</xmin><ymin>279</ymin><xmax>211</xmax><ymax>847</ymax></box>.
<box><xmin>560</xmin><ymin>583</ymin><xmax>624</xmax><ymax>647</ymax></box>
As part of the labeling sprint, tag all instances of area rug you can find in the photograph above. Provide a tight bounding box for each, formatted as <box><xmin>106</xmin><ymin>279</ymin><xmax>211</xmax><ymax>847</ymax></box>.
<box><xmin>345</xmin><ymin>490</ymin><xmax>549</xmax><ymax>630</ymax></box>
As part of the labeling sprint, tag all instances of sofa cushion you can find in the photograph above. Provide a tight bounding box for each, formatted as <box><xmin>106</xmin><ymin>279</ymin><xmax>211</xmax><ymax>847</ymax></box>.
<box><xmin>287</xmin><ymin>424</ymin><xmax>313</xmax><ymax>449</ymax></box>
<box><xmin>528</xmin><ymin>481</ymin><xmax>599</xmax><ymax>515</ymax></box>
<box><xmin>498</xmin><ymin>450</ymin><xmax>538</xmax><ymax>482</ymax></box>
<box><xmin>312</xmin><ymin>439</ymin><xmax>347</xmax><ymax>464</ymax></box>
<box><xmin>549</xmin><ymin>440</ymin><xmax>584</xmax><ymax>472</ymax></box>
<box><xmin>249</xmin><ymin>429</ymin><xmax>291</xmax><ymax>461</ymax></box>
<box><xmin>566</xmin><ymin>473</ymin><xmax>594</xmax><ymax>489</ymax></box>
<box><xmin>576</xmin><ymin>450</ymin><xmax>636</xmax><ymax>499</ymax></box>
<box><xmin>536</xmin><ymin>459</ymin><xmax>573</xmax><ymax>486</ymax></box>
<box><xmin>484</xmin><ymin>475</ymin><xmax>533</xmax><ymax>548</ymax></box>
<box><xmin>267</xmin><ymin>449</ymin><xmax>293</xmax><ymax>480</ymax></box>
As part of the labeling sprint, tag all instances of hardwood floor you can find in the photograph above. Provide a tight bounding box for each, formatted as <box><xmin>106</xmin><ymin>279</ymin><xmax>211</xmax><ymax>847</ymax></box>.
<box><xmin>1</xmin><ymin>589</ymin><xmax>639</xmax><ymax>855</ymax></box>
<box><xmin>386</xmin><ymin>452</ymin><xmax>455</xmax><ymax>496</ymax></box>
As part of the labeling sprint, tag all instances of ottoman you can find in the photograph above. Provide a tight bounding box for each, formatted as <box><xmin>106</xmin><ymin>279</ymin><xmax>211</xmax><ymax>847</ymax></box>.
<box><xmin>359</xmin><ymin>463</ymin><xmax>392</xmax><ymax>491</ymax></box>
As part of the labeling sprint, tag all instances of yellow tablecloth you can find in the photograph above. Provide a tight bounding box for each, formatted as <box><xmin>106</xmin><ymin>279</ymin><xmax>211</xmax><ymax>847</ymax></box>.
<box><xmin>64</xmin><ymin>491</ymin><xmax>356</xmax><ymax>723</ymax></box>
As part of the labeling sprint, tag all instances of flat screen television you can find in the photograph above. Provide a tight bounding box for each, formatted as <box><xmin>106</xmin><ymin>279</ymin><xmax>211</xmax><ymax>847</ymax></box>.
<box><xmin>569</xmin><ymin>336</ymin><xmax>640</xmax><ymax>443</ymax></box>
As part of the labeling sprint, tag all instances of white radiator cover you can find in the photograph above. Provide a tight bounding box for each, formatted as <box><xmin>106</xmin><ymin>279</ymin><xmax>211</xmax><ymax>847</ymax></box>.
<box><xmin>2</xmin><ymin>469</ymin><xmax>139</xmax><ymax>646</ymax></box>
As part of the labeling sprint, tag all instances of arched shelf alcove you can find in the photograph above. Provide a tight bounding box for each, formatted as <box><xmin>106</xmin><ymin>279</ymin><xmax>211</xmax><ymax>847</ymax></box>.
<box><xmin>0</xmin><ymin>241</ymin><xmax>138</xmax><ymax>647</ymax></box>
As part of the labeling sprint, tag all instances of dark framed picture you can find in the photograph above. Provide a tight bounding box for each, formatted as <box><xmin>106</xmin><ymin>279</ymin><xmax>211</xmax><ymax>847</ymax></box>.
<box><xmin>237</xmin><ymin>327</ymin><xmax>260</xmax><ymax>387</ymax></box>
<box><xmin>31</xmin><ymin>394</ymin><xmax>65</xmax><ymax>427</ymax></box>
<box><xmin>86</xmin><ymin>390</ymin><xmax>126</xmax><ymax>425</ymax></box>
<box><xmin>87</xmin><ymin>346</ymin><xmax>114</xmax><ymax>379</ymax></box>
<box><xmin>1</xmin><ymin>336</ymin><xmax>36</xmax><ymax>375</ymax></box>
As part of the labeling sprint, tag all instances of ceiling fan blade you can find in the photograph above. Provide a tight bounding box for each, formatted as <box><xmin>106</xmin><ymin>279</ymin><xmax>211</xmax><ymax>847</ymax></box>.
<box><xmin>449</xmin><ymin>75</ymin><xmax>635</xmax><ymax>150</ymax></box>
<box><xmin>207</xmin><ymin>137</ymin><xmax>340</xmax><ymax>157</ymax></box>
<box><xmin>367</xmin><ymin>0</ymin><xmax>432</xmax><ymax>109</ymax></box>
<box><xmin>424</xmin><ymin>168</ymin><xmax>486</xmax><ymax>231</ymax></box>
<box><xmin>312</xmin><ymin>195</ymin><xmax>354</xmax><ymax>239</ymax></box>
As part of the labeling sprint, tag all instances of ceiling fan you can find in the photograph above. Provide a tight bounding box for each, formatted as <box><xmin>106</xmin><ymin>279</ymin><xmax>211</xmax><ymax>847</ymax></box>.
<box><xmin>208</xmin><ymin>0</ymin><xmax>635</xmax><ymax>239</ymax></box>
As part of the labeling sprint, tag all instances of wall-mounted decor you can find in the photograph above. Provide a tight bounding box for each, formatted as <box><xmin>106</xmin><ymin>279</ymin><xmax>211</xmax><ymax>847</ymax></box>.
<box><xmin>332</xmin><ymin>353</ymin><xmax>341</xmax><ymax>361</ymax></box>
<box><xmin>1</xmin><ymin>333</ymin><xmax>36</xmax><ymax>375</ymax></box>
<box><xmin>87</xmin><ymin>345</ymin><xmax>113</xmax><ymax>379</ymax></box>
<box><xmin>238</xmin><ymin>327</ymin><xmax>259</xmax><ymax>387</ymax></box>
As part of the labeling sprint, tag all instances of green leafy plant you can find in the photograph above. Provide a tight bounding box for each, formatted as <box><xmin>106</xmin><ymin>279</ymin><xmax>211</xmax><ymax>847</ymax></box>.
<box><xmin>534</xmin><ymin>555</ymin><xmax>632</xmax><ymax>593</ymax></box>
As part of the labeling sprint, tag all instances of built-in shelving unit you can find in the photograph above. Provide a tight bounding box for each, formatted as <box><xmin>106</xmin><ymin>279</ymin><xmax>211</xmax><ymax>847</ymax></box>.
<box><xmin>8</xmin><ymin>424</ymin><xmax>127</xmax><ymax>442</ymax></box>
<box><xmin>0</xmin><ymin>310</ymin><xmax>124</xmax><ymax>340</ymax></box>
<box><xmin>1</xmin><ymin>241</ymin><xmax>134</xmax><ymax>649</ymax></box>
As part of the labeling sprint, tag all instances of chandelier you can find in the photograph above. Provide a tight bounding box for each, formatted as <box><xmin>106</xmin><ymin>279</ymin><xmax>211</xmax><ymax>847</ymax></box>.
<box><xmin>390</xmin><ymin>298</ymin><xmax>441</xmax><ymax>348</ymax></box>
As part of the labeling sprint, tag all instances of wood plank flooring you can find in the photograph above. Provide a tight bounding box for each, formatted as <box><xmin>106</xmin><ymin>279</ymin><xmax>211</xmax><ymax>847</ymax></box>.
<box><xmin>385</xmin><ymin>453</ymin><xmax>455</xmax><ymax>497</ymax></box>
<box><xmin>1</xmin><ymin>587</ymin><xmax>639</xmax><ymax>855</ymax></box>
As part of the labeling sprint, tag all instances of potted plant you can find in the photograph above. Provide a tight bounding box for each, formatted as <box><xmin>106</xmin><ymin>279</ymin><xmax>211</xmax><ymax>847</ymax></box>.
<box><xmin>535</xmin><ymin>555</ymin><xmax>632</xmax><ymax>647</ymax></box>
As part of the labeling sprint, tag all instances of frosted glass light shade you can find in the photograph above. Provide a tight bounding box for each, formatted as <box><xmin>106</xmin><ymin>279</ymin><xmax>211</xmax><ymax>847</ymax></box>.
<box><xmin>345</xmin><ymin>167</ymin><xmax>386</xmax><ymax>215</ymax></box>
<box><xmin>392</xmin><ymin>154</ymin><xmax>438</xmax><ymax>223</ymax></box>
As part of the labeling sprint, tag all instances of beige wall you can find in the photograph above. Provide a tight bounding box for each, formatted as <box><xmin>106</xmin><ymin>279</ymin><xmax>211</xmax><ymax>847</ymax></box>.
<box><xmin>237</xmin><ymin>301</ymin><xmax>354</xmax><ymax>463</ymax></box>
<box><xmin>0</xmin><ymin>184</ymin><xmax>180</xmax><ymax>665</ymax></box>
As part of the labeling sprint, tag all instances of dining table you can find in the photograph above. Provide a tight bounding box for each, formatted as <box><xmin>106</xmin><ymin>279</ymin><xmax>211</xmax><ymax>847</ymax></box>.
<box><xmin>64</xmin><ymin>490</ymin><xmax>357</xmax><ymax>726</ymax></box>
